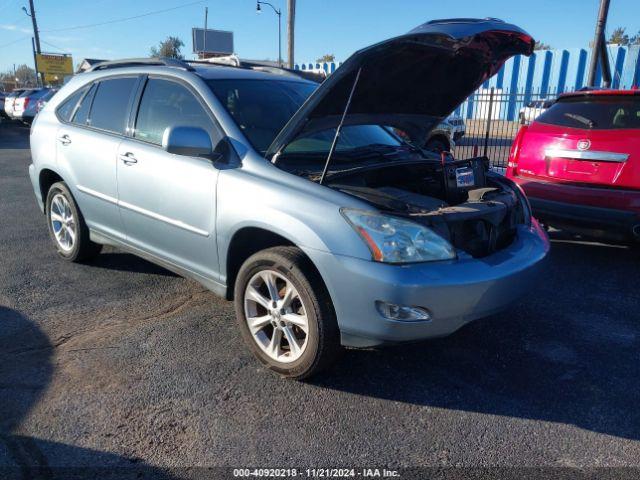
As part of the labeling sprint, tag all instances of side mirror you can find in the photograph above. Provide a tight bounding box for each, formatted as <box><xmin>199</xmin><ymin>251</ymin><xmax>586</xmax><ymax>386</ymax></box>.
<box><xmin>162</xmin><ymin>126</ymin><xmax>214</xmax><ymax>158</ymax></box>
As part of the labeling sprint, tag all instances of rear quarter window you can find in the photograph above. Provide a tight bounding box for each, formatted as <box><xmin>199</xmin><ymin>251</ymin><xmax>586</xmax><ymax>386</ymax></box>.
<box><xmin>536</xmin><ymin>95</ymin><xmax>640</xmax><ymax>129</ymax></box>
<box><xmin>56</xmin><ymin>86</ymin><xmax>89</xmax><ymax>122</ymax></box>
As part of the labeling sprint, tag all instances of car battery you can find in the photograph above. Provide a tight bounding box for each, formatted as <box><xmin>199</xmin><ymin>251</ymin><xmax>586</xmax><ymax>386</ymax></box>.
<box><xmin>440</xmin><ymin>152</ymin><xmax>489</xmax><ymax>203</ymax></box>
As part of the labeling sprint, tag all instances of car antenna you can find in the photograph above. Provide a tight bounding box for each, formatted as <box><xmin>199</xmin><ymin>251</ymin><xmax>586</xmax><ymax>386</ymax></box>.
<box><xmin>319</xmin><ymin>67</ymin><xmax>362</xmax><ymax>185</ymax></box>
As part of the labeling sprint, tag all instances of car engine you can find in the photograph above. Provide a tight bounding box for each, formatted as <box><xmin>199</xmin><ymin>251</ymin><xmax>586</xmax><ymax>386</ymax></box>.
<box><xmin>328</xmin><ymin>156</ymin><xmax>527</xmax><ymax>258</ymax></box>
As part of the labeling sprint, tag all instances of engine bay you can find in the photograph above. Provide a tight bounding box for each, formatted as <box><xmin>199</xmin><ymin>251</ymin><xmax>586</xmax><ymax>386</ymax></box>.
<box><xmin>327</xmin><ymin>155</ymin><xmax>527</xmax><ymax>258</ymax></box>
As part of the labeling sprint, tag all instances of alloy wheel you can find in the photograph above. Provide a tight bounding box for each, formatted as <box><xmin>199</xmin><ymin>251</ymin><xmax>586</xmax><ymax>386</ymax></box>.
<box><xmin>243</xmin><ymin>269</ymin><xmax>309</xmax><ymax>363</ymax></box>
<box><xmin>49</xmin><ymin>193</ymin><xmax>76</xmax><ymax>252</ymax></box>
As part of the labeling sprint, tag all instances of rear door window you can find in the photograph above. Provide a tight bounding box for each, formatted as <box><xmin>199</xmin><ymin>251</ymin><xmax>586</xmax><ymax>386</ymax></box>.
<box><xmin>88</xmin><ymin>77</ymin><xmax>138</xmax><ymax>134</ymax></box>
<box><xmin>536</xmin><ymin>95</ymin><xmax>640</xmax><ymax>129</ymax></box>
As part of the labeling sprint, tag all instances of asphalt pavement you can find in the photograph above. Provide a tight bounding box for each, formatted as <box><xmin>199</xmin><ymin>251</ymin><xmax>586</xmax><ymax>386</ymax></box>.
<box><xmin>1</xmin><ymin>119</ymin><xmax>639</xmax><ymax>476</ymax></box>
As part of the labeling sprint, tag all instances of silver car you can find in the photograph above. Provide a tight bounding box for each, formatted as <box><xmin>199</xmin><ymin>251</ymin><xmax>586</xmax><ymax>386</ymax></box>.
<box><xmin>29</xmin><ymin>19</ymin><xmax>548</xmax><ymax>378</ymax></box>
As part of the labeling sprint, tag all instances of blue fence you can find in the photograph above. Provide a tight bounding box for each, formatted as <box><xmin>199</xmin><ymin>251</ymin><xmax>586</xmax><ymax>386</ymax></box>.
<box><xmin>295</xmin><ymin>45</ymin><xmax>640</xmax><ymax>121</ymax></box>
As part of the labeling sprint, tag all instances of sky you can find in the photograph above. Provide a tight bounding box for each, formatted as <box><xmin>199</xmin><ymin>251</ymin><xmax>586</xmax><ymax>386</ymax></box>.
<box><xmin>1</xmin><ymin>0</ymin><xmax>639</xmax><ymax>74</ymax></box>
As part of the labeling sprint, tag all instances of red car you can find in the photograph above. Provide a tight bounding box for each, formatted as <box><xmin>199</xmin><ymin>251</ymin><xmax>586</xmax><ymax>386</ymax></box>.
<box><xmin>506</xmin><ymin>88</ymin><xmax>640</xmax><ymax>245</ymax></box>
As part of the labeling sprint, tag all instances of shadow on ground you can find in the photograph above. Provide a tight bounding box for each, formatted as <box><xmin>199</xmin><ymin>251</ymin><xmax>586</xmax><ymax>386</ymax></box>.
<box><xmin>0</xmin><ymin>306</ymin><xmax>177</xmax><ymax>479</ymax></box>
<box><xmin>313</xmin><ymin>236</ymin><xmax>640</xmax><ymax>441</ymax></box>
<box><xmin>88</xmin><ymin>251</ymin><xmax>178</xmax><ymax>277</ymax></box>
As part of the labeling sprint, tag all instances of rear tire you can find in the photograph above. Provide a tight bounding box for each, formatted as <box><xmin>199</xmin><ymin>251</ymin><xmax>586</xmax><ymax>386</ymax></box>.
<box><xmin>45</xmin><ymin>181</ymin><xmax>102</xmax><ymax>262</ymax></box>
<box><xmin>234</xmin><ymin>246</ymin><xmax>341</xmax><ymax>379</ymax></box>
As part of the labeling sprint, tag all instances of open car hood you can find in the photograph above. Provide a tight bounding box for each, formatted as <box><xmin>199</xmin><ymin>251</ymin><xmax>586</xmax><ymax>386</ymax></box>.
<box><xmin>267</xmin><ymin>18</ymin><xmax>534</xmax><ymax>159</ymax></box>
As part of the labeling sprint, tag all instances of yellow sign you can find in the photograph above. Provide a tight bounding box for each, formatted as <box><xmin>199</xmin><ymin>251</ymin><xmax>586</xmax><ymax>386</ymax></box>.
<box><xmin>36</xmin><ymin>54</ymin><xmax>73</xmax><ymax>77</ymax></box>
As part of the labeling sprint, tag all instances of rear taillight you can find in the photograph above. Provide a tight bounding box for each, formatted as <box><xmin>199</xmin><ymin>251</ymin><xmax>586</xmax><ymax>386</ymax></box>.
<box><xmin>506</xmin><ymin>125</ymin><xmax>528</xmax><ymax>177</ymax></box>
<box><xmin>23</xmin><ymin>97</ymin><xmax>30</xmax><ymax>109</ymax></box>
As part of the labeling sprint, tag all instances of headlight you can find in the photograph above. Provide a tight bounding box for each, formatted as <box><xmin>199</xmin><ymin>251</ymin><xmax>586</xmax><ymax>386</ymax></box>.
<box><xmin>341</xmin><ymin>208</ymin><xmax>456</xmax><ymax>264</ymax></box>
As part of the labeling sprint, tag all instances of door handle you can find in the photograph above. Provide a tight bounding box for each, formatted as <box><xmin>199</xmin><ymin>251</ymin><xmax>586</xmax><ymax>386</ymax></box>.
<box><xmin>119</xmin><ymin>152</ymin><xmax>138</xmax><ymax>165</ymax></box>
<box><xmin>57</xmin><ymin>134</ymin><xmax>71</xmax><ymax>146</ymax></box>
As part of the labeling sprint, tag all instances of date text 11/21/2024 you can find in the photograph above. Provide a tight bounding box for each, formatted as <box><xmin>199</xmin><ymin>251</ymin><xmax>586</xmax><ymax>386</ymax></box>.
<box><xmin>232</xmin><ymin>468</ymin><xmax>401</xmax><ymax>477</ymax></box>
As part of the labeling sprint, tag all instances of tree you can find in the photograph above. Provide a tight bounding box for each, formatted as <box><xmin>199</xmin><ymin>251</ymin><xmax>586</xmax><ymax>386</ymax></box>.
<box><xmin>607</xmin><ymin>27</ymin><xmax>640</xmax><ymax>46</ymax></box>
<box><xmin>534</xmin><ymin>41</ymin><xmax>552</xmax><ymax>51</ymax></box>
<box><xmin>150</xmin><ymin>36</ymin><xmax>185</xmax><ymax>59</ymax></box>
<box><xmin>316</xmin><ymin>53</ymin><xmax>335</xmax><ymax>63</ymax></box>
<box><xmin>608</xmin><ymin>27</ymin><xmax>629</xmax><ymax>45</ymax></box>
<box><xmin>0</xmin><ymin>64</ymin><xmax>37</xmax><ymax>88</ymax></box>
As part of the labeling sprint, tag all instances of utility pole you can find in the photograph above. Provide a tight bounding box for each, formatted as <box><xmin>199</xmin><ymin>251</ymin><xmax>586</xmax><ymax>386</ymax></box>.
<box><xmin>287</xmin><ymin>0</ymin><xmax>295</xmax><ymax>68</ymax></box>
<box><xmin>24</xmin><ymin>0</ymin><xmax>43</xmax><ymax>86</ymax></box>
<box><xmin>203</xmin><ymin>6</ymin><xmax>208</xmax><ymax>58</ymax></box>
<box><xmin>31</xmin><ymin>38</ymin><xmax>39</xmax><ymax>87</ymax></box>
<box><xmin>587</xmin><ymin>0</ymin><xmax>611</xmax><ymax>87</ymax></box>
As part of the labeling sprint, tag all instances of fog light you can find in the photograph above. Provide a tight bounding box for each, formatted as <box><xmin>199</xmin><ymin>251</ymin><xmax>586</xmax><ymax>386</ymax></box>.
<box><xmin>375</xmin><ymin>301</ymin><xmax>431</xmax><ymax>322</ymax></box>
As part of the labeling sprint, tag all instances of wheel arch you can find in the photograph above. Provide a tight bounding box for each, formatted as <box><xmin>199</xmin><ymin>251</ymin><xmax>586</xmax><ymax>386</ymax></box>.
<box><xmin>38</xmin><ymin>168</ymin><xmax>66</xmax><ymax>208</ymax></box>
<box><xmin>224</xmin><ymin>226</ymin><xmax>329</xmax><ymax>302</ymax></box>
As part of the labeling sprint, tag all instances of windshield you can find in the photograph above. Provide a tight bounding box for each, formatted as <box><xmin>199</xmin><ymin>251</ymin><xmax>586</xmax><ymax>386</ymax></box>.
<box><xmin>283</xmin><ymin>125</ymin><xmax>403</xmax><ymax>155</ymax></box>
<box><xmin>207</xmin><ymin>79</ymin><xmax>317</xmax><ymax>153</ymax></box>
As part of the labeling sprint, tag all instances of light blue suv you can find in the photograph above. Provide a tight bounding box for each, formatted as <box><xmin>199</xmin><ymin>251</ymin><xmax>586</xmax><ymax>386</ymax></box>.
<box><xmin>29</xmin><ymin>19</ymin><xmax>549</xmax><ymax>378</ymax></box>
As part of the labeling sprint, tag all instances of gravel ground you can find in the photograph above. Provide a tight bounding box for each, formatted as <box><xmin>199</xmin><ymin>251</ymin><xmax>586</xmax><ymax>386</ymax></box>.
<box><xmin>1</xmin><ymin>120</ymin><xmax>639</xmax><ymax>477</ymax></box>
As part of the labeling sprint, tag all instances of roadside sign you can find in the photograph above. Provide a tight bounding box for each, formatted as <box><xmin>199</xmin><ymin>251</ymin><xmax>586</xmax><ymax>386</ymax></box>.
<box><xmin>192</xmin><ymin>28</ymin><xmax>234</xmax><ymax>54</ymax></box>
<box><xmin>36</xmin><ymin>53</ymin><xmax>73</xmax><ymax>79</ymax></box>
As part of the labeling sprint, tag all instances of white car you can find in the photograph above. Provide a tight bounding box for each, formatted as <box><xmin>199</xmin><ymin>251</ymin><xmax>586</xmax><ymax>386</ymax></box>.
<box><xmin>447</xmin><ymin>114</ymin><xmax>466</xmax><ymax>141</ymax></box>
<box><xmin>12</xmin><ymin>88</ymin><xmax>53</xmax><ymax>123</ymax></box>
<box><xmin>518</xmin><ymin>99</ymin><xmax>554</xmax><ymax>125</ymax></box>
<box><xmin>19</xmin><ymin>88</ymin><xmax>56</xmax><ymax>124</ymax></box>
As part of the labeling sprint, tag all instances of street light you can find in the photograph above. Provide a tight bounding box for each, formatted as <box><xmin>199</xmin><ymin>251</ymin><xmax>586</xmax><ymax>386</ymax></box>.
<box><xmin>256</xmin><ymin>1</ymin><xmax>282</xmax><ymax>67</ymax></box>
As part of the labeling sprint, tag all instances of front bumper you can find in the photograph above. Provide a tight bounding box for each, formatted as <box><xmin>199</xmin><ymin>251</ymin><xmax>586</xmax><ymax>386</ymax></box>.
<box><xmin>304</xmin><ymin>222</ymin><xmax>549</xmax><ymax>347</ymax></box>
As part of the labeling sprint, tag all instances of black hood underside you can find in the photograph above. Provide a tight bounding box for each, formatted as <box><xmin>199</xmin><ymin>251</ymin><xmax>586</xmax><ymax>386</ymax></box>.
<box><xmin>267</xmin><ymin>18</ymin><xmax>534</xmax><ymax>158</ymax></box>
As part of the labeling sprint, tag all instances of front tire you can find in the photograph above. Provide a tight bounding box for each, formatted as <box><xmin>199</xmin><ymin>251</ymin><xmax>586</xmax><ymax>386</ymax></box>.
<box><xmin>46</xmin><ymin>181</ymin><xmax>102</xmax><ymax>262</ymax></box>
<box><xmin>234</xmin><ymin>246</ymin><xmax>340</xmax><ymax>379</ymax></box>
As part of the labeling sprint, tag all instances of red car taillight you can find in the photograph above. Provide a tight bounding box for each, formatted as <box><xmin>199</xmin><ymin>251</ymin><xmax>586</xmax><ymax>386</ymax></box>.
<box><xmin>507</xmin><ymin>125</ymin><xmax>528</xmax><ymax>177</ymax></box>
<box><xmin>23</xmin><ymin>97</ymin><xmax>30</xmax><ymax>110</ymax></box>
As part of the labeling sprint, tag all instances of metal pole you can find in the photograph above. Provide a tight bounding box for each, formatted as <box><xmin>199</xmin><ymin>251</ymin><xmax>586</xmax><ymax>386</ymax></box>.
<box><xmin>31</xmin><ymin>37</ymin><xmax>40</xmax><ymax>87</ymax></box>
<box><xmin>27</xmin><ymin>0</ymin><xmax>44</xmax><ymax>85</ymax></box>
<box><xmin>483</xmin><ymin>87</ymin><xmax>495</xmax><ymax>158</ymax></box>
<box><xmin>287</xmin><ymin>0</ymin><xmax>295</xmax><ymax>68</ymax></box>
<box><xmin>203</xmin><ymin>7</ymin><xmax>208</xmax><ymax>58</ymax></box>
<box><xmin>319</xmin><ymin>68</ymin><xmax>362</xmax><ymax>185</ymax></box>
<box><xmin>278</xmin><ymin>10</ymin><xmax>282</xmax><ymax>67</ymax></box>
<box><xmin>587</xmin><ymin>0</ymin><xmax>610</xmax><ymax>87</ymax></box>
<box><xmin>598</xmin><ymin>35</ymin><xmax>612</xmax><ymax>87</ymax></box>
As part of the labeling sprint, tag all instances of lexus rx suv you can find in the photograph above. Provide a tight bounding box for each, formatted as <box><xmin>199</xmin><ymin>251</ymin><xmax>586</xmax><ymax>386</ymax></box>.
<box><xmin>29</xmin><ymin>19</ymin><xmax>548</xmax><ymax>378</ymax></box>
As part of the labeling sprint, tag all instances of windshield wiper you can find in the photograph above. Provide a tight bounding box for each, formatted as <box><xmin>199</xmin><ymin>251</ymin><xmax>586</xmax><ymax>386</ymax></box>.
<box><xmin>563</xmin><ymin>113</ymin><xmax>595</xmax><ymax>128</ymax></box>
<box><xmin>338</xmin><ymin>144</ymin><xmax>408</xmax><ymax>159</ymax></box>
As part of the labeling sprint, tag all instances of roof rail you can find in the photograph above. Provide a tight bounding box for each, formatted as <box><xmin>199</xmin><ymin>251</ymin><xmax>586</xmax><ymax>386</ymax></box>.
<box><xmin>186</xmin><ymin>57</ymin><xmax>326</xmax><ymax>83</ymax></box>
<box><xmin>86</xmin><ymin>57</ymin><xmax>195</xmax><ymax>73</ymax></box>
